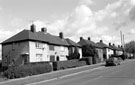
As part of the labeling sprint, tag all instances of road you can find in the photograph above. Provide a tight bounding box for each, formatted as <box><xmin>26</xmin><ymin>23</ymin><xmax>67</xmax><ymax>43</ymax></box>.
<box><xmin>28</xmin><ymin>60</ymin><xmax>135</xmax><ymax>85</ymax></box>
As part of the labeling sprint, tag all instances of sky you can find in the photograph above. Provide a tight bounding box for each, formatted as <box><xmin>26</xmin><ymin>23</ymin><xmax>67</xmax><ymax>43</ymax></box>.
<box><xmin>0</xmin><ymin>0</ymin><xmax>135</xmax><ymax>58</ymax></box>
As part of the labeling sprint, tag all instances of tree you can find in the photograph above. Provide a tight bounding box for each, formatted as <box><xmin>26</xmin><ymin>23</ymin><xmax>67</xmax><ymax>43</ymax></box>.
<box><xmin>82</xmin><ymin>44</ymin><xmax>97</xmax><ymax>57</ymax></box>
<box><xmin>125</xmin><ymin>41</ymin><xmax>135</xmax><ymax>58</ymax></box>
<box><xmin>67</xmin><ymin>46</ymin><xmax>80</xmax><ymax>60</ymax></box>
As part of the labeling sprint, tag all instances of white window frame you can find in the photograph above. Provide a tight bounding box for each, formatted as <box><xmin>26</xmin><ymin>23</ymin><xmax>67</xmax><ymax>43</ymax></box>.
<box><xmin>36</xmin><ymin>54</ymin><xmax>43</xmax><ymax>62</ymax></box>
<box><xmin>35</xmin><ymin>42</ymin><xmax>44</xmax><ymax>49</ymax></box>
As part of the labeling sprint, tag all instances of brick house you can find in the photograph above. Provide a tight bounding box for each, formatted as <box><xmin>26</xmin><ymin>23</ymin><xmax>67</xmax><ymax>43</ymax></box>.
<box><xmin>65</xmin><ymin>38</ymin><xmax>82</xmax><ymax>59</ymax></box>
<box><xmin>1</xmin><ymin>24</ymin><xmax>70</xmax><ymax>67</ymax></box>
<box><xmin>77</xmin><ymin>37</ymin><xmax>103</xmax><ymax>60</ymax></box>
<box><xmin>97</xmin><ymin>40</ymin><xmax>113</xmax><ymax>61</ymax></box>
<box><xmin>108</xmin><ymin>43</ymin><xmax>122</xmax><ymax>56</ymax></box>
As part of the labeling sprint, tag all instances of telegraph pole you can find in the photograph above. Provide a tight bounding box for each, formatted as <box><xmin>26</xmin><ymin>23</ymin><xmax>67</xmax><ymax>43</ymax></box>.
<box><xmin>120</xmin><ymin>31</ymin><xmax>123</xmax><ymax>46</ymax></box>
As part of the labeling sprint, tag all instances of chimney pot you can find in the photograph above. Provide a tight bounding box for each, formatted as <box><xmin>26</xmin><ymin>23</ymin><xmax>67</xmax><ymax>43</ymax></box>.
<box><xmin>80</xmin><ymin>37</ymin><xmax>83</xmax><ymax>40</ymax></box>
<box><xmin>88</xmin><ymin>37</ymin><xmax>91</xmax><ymax>41</ymax></box>
<box><xmin>41</xmin><ymin>27</ymin><xmax>47</xmax><ymax>34</ymax></box>
<box><xmin>100</xmin><ymin>40</ymin><xmax>103</xmax><ymax>43</ymax></box>
<box><xmin>109</xmin><ymin>43</ymin><xmax>111</xmax><ymax>46</ymax></box>
<box><xmin>30</xmin><ymin>24</ymin><xmax>36</xmax><ymax>33</ymax></box>
<box><xmin>59</xmin><ymin>32</ymin><xmax>64</xmax><ymax>39</ymax></box>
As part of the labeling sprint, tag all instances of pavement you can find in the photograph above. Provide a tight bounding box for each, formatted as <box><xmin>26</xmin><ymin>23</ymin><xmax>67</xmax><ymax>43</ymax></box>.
<box><xmin>0</xmin><ymin>61</ymin><xmax>105</xmax><ymax>85</ymax></box>
<box><xmin>25</xmin><ymin>59</ymin><xmax>135</xmax><ymax>85</ymax></box>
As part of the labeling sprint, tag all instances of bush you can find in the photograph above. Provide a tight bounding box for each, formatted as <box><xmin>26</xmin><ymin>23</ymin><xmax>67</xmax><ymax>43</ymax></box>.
<box><xmin>3</xmin><ymin>62</ymin><xmax>52</xmax><ymax>79</ymax></box>
<box><xmin>92</xmin><ymin>57</ymin><xmax>101</xmax><ymax>64</ymax></box>
<box><xmin>82</xmin><ymin>44</ymin><xmax>97</xmax><ymax>57</ymax></box>
<box><xmin>80</xmin><ymin>57</ymin><xmax>93</xmax><ymax>65</ymax></box>
<box><xmin>53</xmin><ymin>59</ymin><xmax>86</xmax><ymax>71</ymax></box>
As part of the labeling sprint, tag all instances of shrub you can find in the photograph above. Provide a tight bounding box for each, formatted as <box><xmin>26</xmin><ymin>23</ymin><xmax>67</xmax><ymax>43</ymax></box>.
<box><xmin>82</xmin><ymin>44</ymin><xmax>98</xmax><ymax>57</ymax></box>
<box><xmin>68</xmin><ymin>46</ymin><xmax>80</xmax><ymax>60</ymax></box>
<box><xmin>3</xmin><ymin>62</ymin><xmax>52</xmax><ymax>79</ymax></box>
<box><xmin>53</xmin><ymin>59</ymin><xmax>86</xmax><ymax>71</ymax></box>
<box><xmin>92</xmin><ymin>57</ymin><xmax>101</xmax><ymax>64</ymax></box>
<box><xmin>80</xmin><ymin>57</ymin><xmax>93</xmax><ymax>65</ymax></box>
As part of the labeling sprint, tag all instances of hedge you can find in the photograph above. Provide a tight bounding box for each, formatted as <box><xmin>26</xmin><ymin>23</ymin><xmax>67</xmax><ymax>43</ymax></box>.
<box><xmin>80</xmin><ymin>57</ymin><xmax>93</xmax><ymax>65</ymax></box>
<box><xmin>3</xmin><ymin>62</ymin><xmax>52</xmax><ymax>79</ymax></box>
<box><xmin>53</xmin><ymin>59</ymin><xmax>86</xmax><ymax>71</ymax></box>
<box><xmin>92</xmin><ymin>57</ymin><xmax>101</xmax><ymax>64</ymax></box>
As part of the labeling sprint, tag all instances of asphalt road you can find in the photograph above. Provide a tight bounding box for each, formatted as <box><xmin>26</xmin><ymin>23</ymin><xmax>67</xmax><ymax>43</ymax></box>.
<box><xmin>28</xmin><ymin>60</ymin><xmax>135</xmax><ymax>85</ymax></box>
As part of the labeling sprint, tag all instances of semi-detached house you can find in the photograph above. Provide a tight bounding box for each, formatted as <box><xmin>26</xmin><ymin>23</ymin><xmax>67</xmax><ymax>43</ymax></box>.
<box><xmin>78</xmin><ymin>37</ymin><xmax>103</xmax><ymax>61</ymax></box>
<box><xmin>1</xmin><ymin>24</ymin><xmax>76</xmax><ymax>67</ymax></box>
<box><xmin>97</xmin><ymin>40</ymin><xmax>113</xmax><ymax>61</ymax></box>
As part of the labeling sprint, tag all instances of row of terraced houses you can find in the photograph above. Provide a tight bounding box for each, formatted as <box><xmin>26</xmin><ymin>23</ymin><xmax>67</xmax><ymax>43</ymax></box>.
<box><xmin>1</xmin><ymin>24</ymin><xmax>124</xmax><ymax>67</ymax></box>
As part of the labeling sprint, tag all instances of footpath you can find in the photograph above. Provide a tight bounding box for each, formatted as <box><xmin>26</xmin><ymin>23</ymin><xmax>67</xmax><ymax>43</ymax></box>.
<box><xmin>0</xmin><ymin>62</ymin><xmax>105</xmax><ymax>85</ymax></box>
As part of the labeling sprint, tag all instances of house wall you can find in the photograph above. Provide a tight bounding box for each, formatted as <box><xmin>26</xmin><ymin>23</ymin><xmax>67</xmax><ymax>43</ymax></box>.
<box><xmin>116</xmin><ymin>51</ymin><xmax>123</xmax><ymax>55</ymax></box>
<box><xmin>96</xmin><ymin>48</ymin><xmax>103</xmax><ymax>61</ymax></box>
<box><xmin>48</xmin><ymin>45</ymin><xmax>68</xmax><ymax>61</ymax></box>
<box><xmin>2</xmin><ymin>41</ymin><xmax>29</xmax><ymax>66</ymax></box>
<box><xmin>29</xmin><ymin>41</ymin><xmax>49</xmax><ymax>62</ymax></box>
<box><xmin>106</xmin><ymin>48</ymin><xmax>114</xmax><ymax>59</ymax></box>
<box><xmin>78</xmin><ymin>47</ymin><xmax>82</xmax><ymax>59</ymax></box>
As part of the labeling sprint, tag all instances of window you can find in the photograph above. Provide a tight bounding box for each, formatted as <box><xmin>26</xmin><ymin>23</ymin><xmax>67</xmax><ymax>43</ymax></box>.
<box><xmin>36</xmin><ymin>54</ymin><xmax>43</xmax><ymax>62</ymax></box>
<box><xmin>60</xmin><ymin>46</ymin><xmax>65</xmax><ymax>51</ymax></box>
<box><xmin>35</xmin><ymin>42</ymin><xmax>43</xmax><ymax>49</ymax></box>
<box><xmin>49</xmin><ymin>45</ymin><xmax>54</xmax><ymax>51</ymax></box>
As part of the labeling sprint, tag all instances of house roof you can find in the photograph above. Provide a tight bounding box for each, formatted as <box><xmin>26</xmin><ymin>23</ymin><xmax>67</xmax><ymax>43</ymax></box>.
<box><xmin>96</xmin><ymin>42</ymin><xmax>109</xmax><ymax>48</ymax></box>
<box><xmin>1</xmin><ymin>30</ymin><xmax>69</xmax><ymax>46</ymax></box>
<box><xmin>77</xmin><ymin>39</ymin><xmax>101</xmax><ymax>48</ymax></box>
<box><xmin>65</xmin><ymin>38</ymin><xmax>81</xmax><ymax>47</ymax></box>
<box><xmin>109</xmin><ymin>44</ymin><xmax>120</xmax><ymax>51</ymax></box>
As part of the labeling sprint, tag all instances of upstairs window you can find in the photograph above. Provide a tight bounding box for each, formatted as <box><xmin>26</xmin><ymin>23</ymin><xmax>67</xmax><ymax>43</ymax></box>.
<box><xmin>35</xmin><ymin>42</ymin><xmax>43</xmax><ymax>49</ymax></box>
<box><xmin>49</xmin><ymin>45</ymin><xmax>54</xmax><ymax>51</ymax></box>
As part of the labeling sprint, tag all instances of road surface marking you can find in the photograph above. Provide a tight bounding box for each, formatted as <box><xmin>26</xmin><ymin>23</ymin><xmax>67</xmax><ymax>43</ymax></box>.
<box><xmin>25</xmin><ymin>67</ymin><xmax>104</xmax><ymax>85</ymax></box>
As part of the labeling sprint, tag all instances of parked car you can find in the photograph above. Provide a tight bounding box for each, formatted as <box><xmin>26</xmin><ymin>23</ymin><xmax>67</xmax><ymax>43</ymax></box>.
<box><xmin>106</xmin><ymin>57</ymin><xmax>121</xmax><ymax>66</ymax></box>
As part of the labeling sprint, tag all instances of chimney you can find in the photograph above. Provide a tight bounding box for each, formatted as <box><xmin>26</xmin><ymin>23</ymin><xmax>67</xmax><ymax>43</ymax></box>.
<box><xmin>109</xmin><ymin>43</ymin><xmax>111</xmax><ymax>46</ymax></box>
<box><xmin>41</xmin><ymin>27</ymin><xmax>47</xmax><ymax>34</ymax></box>
<box><xmin>100</xmin><ymin>40</ymin><xmax>103</xmax><ymax>43</ymax></box>
<box><xmin>88</xmin><ymin>37</ymin><xmax>91</xmax><ymax>41</ymax></box>
<box><xmin>59</xmin><ymin>32</ymin><xmax>64</xmax><ymax>39</ymax></box>
<box><xmin>80</xmin><ymin>37</ymin><xmax>83</xmax><ymax>41</ymax></box>
<box><xmin>30</xmin><ymin>24</ymin><xmax>36</xmax><ymax>33</ymax></box>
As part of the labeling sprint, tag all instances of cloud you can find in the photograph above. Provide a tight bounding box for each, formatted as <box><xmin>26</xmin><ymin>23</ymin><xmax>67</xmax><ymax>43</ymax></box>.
<box><xmin>129</xmin><ymin>7</ymin><xmax>135</xmax><ymax>20</ymax></box>
<box><xmin>32</xmin><ymin>0</ymin><xmax>122</xmax><ymax>43</ymax></box>
<box><xmin>110</xmin><ymin>12</ymin><xmax>117</xmax><ymax>18</ymax></box>
<box><xmin>130</xmin><ymin>0</ymin><xmax>135</xmax><ymax>5</ymax></box>
<box><xmin>128</xmin><ymin>29</ymin><xmax>135</xmax><ymax>34</ymax></box>
<box><xmin>79</xmin><ymin>0</ymin><xmax>94</xmax><ymax>6</ymax></box>
<box><xmin>4</xmin><ymin>0</ymin><xmax>133</xmax><ymax>45</ymax></box>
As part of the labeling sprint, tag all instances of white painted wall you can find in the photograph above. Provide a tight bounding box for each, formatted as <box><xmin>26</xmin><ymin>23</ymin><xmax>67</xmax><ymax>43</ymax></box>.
<box><xmin>116</xmin><ymin>50</ymin><xmax>123</xmax><ymax>55</ymax></box>
<box><xmin>78</xmin><ymin>47</ymin><xmax>82</xmax><ymax>59</ymax></box>
<box><xmin>29</xmin><ymin>41</ymin><xmax>49</xmax><ymax>62</ymax></box>
<box><xmin>106</xmin><ymin>48</ymin><xmax>113</xmax><ymax>59</ymax></box>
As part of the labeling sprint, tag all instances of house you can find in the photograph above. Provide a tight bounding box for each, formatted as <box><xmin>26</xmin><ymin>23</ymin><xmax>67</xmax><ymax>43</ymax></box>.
<box><xmin>77</xmin><ymin>37</ymin><xmax>103</xmax><ymax>61</ymax></box>
<box><xmin>108</xmin><ymin>43</ymin><xmax>121</xmax><ymax>56</ymax></box>
<box><xmin>117</xmin><ymin>45</ymin><xmax>124</xmax><ymax>56</ymax></box>
<box><xmin>1</xmin><ymin>24</ymin><xmax>70</xmax><ymax>67</ymax></box>
<box><xmin>65</xmin><ymin>38</ymin><xmax>82</xmax><ymax>59</ymax></box>
<box><xmin>97</xmin><ymin>40</ymin><xmax>113</xmax><ymax>61</ymax></box>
